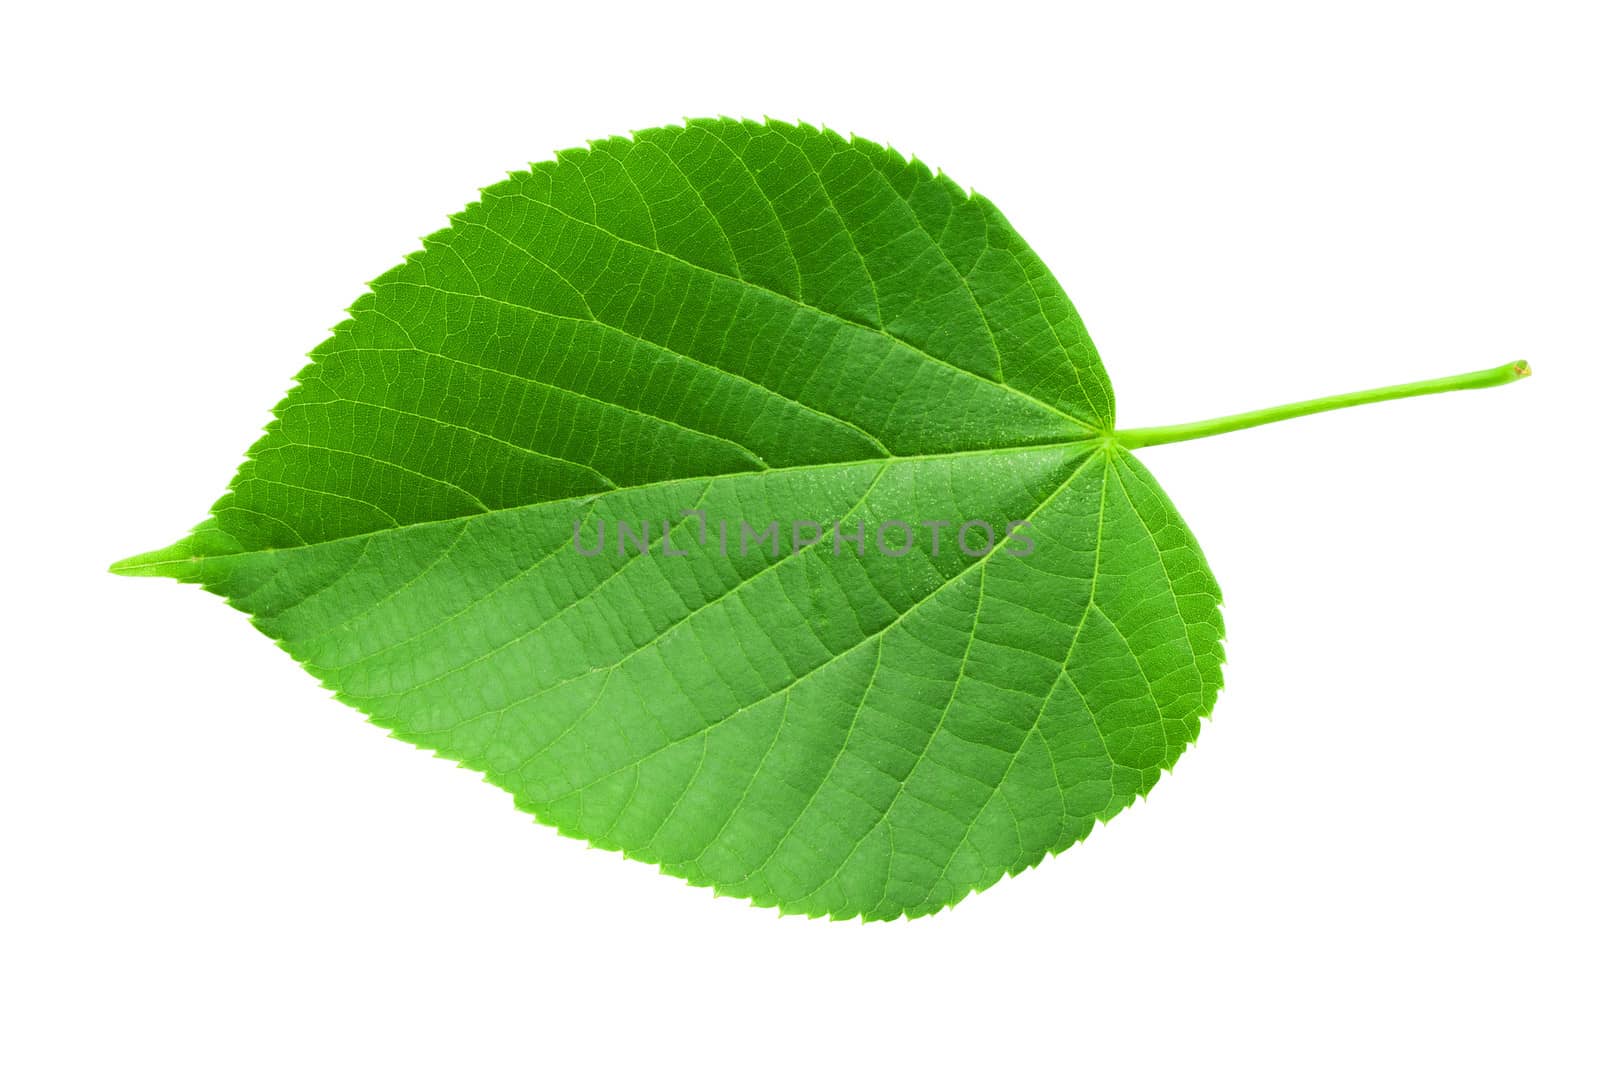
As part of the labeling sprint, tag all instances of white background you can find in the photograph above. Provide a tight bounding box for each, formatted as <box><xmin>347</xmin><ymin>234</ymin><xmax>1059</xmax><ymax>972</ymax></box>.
<box><xmin>4</xmin><ymin>2</ymin><xmax>1596</xmax><ymax>1063</ymax></box>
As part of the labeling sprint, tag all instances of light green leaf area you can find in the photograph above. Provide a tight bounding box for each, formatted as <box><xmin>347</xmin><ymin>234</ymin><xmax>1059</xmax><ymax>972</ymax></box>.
<box><xmin>117</xmin><ymin>119</ymin><xmax>1224</xmax><ymax>919</ymax></box>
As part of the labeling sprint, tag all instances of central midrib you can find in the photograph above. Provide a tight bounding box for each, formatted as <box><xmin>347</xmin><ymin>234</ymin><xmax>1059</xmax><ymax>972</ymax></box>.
<box><xmin>168</xmin><ymin>437</ymin><xmax>1116</xmax><ymax>569</ymax></box>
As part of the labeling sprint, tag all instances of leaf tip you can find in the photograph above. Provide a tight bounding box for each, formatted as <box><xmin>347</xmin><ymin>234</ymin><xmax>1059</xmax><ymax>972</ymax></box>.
<box><xmin>109</xmin><ymin>542</ymin><xmax>196</xmax><ymax>580</ymax></box>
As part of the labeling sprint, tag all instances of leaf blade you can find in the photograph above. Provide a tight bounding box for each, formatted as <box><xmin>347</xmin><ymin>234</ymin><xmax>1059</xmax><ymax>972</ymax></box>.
<box><xmin>121</xmin><ymin>119</ymin><xmax>1222</xmax><ymax>918</ymax></box>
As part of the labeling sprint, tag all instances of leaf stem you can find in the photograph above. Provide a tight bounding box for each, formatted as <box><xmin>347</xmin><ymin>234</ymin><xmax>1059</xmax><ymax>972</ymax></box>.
<box><xmin>1114</xmin><ymin>360</ymin><xmax>1531</xmax><ymax>450</ymax></box>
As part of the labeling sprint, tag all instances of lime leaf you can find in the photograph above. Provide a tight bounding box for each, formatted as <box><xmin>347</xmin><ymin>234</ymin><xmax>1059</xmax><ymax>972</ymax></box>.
<box><xmin>114</xmin><ymin>118</ymin><xmax>1526</xmax><ymax>919</ymax></box>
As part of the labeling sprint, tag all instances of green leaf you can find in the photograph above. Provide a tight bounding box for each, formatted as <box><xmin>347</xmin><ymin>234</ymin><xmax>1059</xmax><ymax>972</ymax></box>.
<box><xmin>113</xmin><ymin>118</ymin><xmax>1528</xmax><ymax>919</ymax></box>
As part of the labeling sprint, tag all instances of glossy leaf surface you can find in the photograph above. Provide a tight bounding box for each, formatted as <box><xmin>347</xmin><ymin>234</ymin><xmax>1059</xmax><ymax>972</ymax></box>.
<box><xmin>116</xmin><ymin>120</ymin><xmax>1224</xmax><ymax>919</ymax></box>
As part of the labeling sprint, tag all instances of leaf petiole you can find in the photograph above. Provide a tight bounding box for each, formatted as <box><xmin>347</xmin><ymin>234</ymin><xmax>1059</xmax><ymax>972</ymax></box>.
<box><xmin>1114</xmin><ymin>360</ymin><xmax>1531</xmax><ymax>450</ymax></box>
